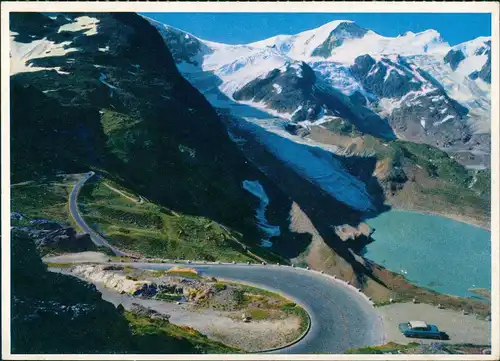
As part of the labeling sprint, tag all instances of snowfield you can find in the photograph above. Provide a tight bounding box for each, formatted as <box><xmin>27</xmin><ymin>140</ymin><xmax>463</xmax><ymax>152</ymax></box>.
<box><xmin>242</xmin><ymin>180</ymin><xmax>281</xmax><ymax>247</ymax></box>
<box><xmin>10</xmin><ymin>16</ymin><xmax>101</xmax><ymax>76</ymax></box>
<box><xmin>58</xmin><ymin>16</ymin><xmax>100</xmax><ymax>36</ymax></box>
<box><xmin>146</xmin><ymin>16</ymin><xmax>490</xmax><ymax>136</ymax></box>
<box><xmin>10</xmin><ymin>32</ymin><xmax>78</xmax><ymax>75</ymax></box>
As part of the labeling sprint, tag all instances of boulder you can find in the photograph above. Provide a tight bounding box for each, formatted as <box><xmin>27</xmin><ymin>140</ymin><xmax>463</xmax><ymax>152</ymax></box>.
<box><xmin>16</xmin><ymin>224</ymin><xmax>95</xmax><ymax>252</ymax></box>
<box><xmin>130</xmin><ymin>303</ymin><xmax>170</xmax><ymax>322</ymax></box>
<box><xmin>133</xmin><ymin>283</ymin><xmax>158</xmax><ymax>297</ymax></box>
<box><xmin>158</xmin><ymin>283</ymin><xmax>177</xmax><ymax>294</ymax></box>
<box><xmin>242</xmin><ymin>313</ymin><xmax>251</xmax><ymax>322</ymax></box>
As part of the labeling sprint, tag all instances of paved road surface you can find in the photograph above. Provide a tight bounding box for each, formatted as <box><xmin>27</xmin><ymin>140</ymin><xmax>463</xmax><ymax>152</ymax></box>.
<box><xmin>66</xmin><ymin>172</ymin><xmax>386</xmax><ymax>353</ymax></box>
<box><xmin>69</xmin><ymin>172</ymin><xmax>128</xmax><ymax>256</ymax></box>
<box><xmin>129</xmin><ymin>262</ymin><xmax>386</xmax><ymax>353</ymax></box>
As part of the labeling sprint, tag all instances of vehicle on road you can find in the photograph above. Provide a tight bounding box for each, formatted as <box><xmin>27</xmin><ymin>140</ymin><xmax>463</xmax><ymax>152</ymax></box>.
<box><xmin>398</xmin><ymin>320</ymin><xmax>449</xmax><ymax>340</ymax></box>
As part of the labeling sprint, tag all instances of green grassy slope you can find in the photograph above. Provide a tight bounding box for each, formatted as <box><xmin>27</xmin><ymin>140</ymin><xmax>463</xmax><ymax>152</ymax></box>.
<box><xmin>10</xmin><ymin>172</ymin><xmax>286</xmax><ymax>263</ymax></box>
<box><xmin>387</xmin><ymin>141</ymin><xmax>489</xmax><ymax>218</ymax></box>
<box><xmin>11</xmin><ymin>175</ymin><xmax>75</xmax><ymax>224</ymax></box>
<box><xmin>78</xmin><ymin>177</ymin><xmax>256</xmax><ymax>262</ymax></box>
<box><xmin>345</xmin><ymin>342</ymin><xmax>490</xmax><ymax>355</ymax></box>
<box><xmin>326</xmin><ymin>130</ymin><xmax>490</xmax><ymax>224</ymax></box>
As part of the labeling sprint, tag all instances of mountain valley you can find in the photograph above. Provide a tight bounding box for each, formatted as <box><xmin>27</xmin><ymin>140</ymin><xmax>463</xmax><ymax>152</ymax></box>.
<box><xmin>7</xmin><ymin>11</ymin><xmax>492</xmax><ymax>355</ymax></box>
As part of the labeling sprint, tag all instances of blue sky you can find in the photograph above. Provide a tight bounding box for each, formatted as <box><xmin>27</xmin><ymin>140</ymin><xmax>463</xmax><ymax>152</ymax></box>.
<box><xmin>142</xmin><ymin>13</ymin><xmax>491</xmax><ymax>46</ymax></box>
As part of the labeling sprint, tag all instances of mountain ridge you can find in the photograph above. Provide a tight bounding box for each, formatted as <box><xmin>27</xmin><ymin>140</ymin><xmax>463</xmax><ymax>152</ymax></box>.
<box><xmin>148</xmin><ymin>17</ymin><xmax>490</xmax><ymax>167</ymax></box>
<box><xmin>9</xmin><ymin>12</ymin><xmax>302</xmax><ymax>252</ymax></box>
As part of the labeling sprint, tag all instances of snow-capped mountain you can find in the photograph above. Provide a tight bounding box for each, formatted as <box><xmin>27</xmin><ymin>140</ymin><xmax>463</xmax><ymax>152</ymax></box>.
<box><xmin>248</xmin><ymin>22</ymin><xmax>450</xmax><ymax>63</ymax></box>
<box><xmin>148</xmin><ymin>17</ymin><xmax>491</xmax><ymax>150</ymax></box>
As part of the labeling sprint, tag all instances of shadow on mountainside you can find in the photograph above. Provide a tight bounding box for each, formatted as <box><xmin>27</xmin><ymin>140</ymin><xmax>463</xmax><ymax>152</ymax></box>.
<box><xmin>10</xmin><ymin>12</ymin><xmax>311</xmax><ymax>256</ymax></box>
<box><xmin>222</xmin><ymin>113</ymin><xmax>389</xmax><ymax>287</ymax></box>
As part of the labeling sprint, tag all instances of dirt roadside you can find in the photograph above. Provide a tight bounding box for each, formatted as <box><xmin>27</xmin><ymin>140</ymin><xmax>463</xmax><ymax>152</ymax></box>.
<box><xmin>378</xmin><ymin>302</ymin><xmax>490</xmax><ymax>345</ymax></box>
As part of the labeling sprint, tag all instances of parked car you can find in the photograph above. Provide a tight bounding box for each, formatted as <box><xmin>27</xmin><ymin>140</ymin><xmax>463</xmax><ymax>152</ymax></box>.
<box><xmin>399</xmin><ymin>320</ymin><xmax>449</xmax><ymax>340</ymax></box>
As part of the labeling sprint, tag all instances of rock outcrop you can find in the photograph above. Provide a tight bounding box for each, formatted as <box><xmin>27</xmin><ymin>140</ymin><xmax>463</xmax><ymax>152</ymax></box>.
<box><xmin>130</xmin><ymin>303</ymin><xmax>170</xmax><ymax>321</ymax></box>
<box><xmin>444</xmin><ymin>49</ymin><xmax>466</xmax><ymax>71</ymax></box>
<box><xmin>70</xmin><ymin>264</ymin><xmax>151</xmax><ymax>294</ymax></box>
<box><xmin>12</xmin><ymin>222</ymin><xmax>95</xmax><ymax>253</ymax></box>
<box><xmin>334</xmin><ymin>222</ymin><xmax>374</xmax><ymax>242</ymax></box>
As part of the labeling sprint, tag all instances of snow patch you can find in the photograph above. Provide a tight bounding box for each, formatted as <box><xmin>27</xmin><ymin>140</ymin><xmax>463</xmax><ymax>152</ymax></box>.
<box><xmin>238</xmin><ymin>99</ymin><xmax>293</xmax><ymax>120</ymax></box>
<box><xmin>382</xmin><ymin>63</ymin><xmax>407</xmax><ymax>82</ymax></box>
<box><xmin>290</xmin><ymin>63</ymin><xmax>303</xmax><ymax>78</ymax></box>
<box><xmin>99</xmin><ymin>73</ymin><xmax>117</xmax><ymax>89</ymax></box>
<box><xmin>10</xmin><ymin>36</ymin><xmax>78</xmax><ymax>75</ymax></box>
<box><xmin>242</xmin><ymin>180</ymin><xmax>281</xmax><ymax>247</ymax></box>
<box><xmin>433</xmin><ymin>114</ymin><xmax>455</xmax><ymax>126</ymax></box>
<box><xmin>58</xmin><ymin>16</ymin><xmax>99</xmax><ymax>36</ymax></box>
<box><xmin>99</xmin><ymin>73</ymin><xmax>119</xmax><ymax>97</ymax></box>
<box><xmin>420</xmin><ymin>117</ymin><xmax>426</xmax><ymax>129</ymax></box>
<box><xmin>272</xmin><ymin>83</ymin><xmax>282</xmax><ymax>94</ymax></box>
<box><xmin>468</xmin><ymin>171</ymin><xmax>478</xmax><ymax>189</ymax></box>
<box><xmin>378</xmin><ymin>97</ymin><xmax>402</xmax><ymax>116</ymax></box>
<box><xmin>367</xmin><ymin>64</ymin><xmax>380</xmax><ymax>78</ymax></box>
<box><xmin>410</xmin><ymin>52</ymin><xmax>490</xmax><ymax>133</ymax></box>
<box><xmin>291</xmin><ymin>105</ymin><xmax>303</xmax><ymax>118</ymax></box>
<box><xmin>312</xmin><ymin>61</ymin><xmax>369</xmax><ymax>97</ymax></box>
<box><xmin>431</xmin><ymin>95</ymin><xmax>445</xmax><ymax>102</ymax></box>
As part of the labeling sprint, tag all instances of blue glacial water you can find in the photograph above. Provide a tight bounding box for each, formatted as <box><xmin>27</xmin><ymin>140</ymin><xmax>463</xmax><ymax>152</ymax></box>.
<box><xmin>363</xmin><ymin>210</ymin><xmax>491</xmax><ymax>298</ymax></box>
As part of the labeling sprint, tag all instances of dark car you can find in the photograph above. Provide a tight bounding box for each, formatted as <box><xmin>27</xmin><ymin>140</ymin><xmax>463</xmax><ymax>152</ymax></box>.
<box><xmin>399</xmin><ymin>320</ymin><xmax>449</xmax><ymax>340</ymax></box>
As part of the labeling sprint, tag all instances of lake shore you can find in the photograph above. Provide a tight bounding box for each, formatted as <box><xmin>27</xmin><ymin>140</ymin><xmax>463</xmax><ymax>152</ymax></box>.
<box><xmin>388</xmin><ymin>204</ymin><xmax>490</xmax><ymax>231</ymax></box>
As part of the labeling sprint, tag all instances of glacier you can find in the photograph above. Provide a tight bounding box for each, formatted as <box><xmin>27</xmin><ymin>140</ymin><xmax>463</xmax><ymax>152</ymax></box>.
<box><xmin>239</xmin><ymin>119</ymin><xmax>375</xmax><ymax>212</ymax></box>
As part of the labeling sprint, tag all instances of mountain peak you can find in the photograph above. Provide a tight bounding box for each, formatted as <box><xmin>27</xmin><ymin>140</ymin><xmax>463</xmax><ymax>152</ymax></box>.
<box><xmin>453</xmin><ymin>35</ymin><xmax>491</xmax><ymax>56</ymax></box>
<box><xmin>304</xmin><ymin>19</ymin><xmax>366</xmax><ymax>39</ymax></box>
<box><xmin>250</xmin><ymin>20</ymin><xmax>368</xmax><ymax>60</ymax></box>
<box><xmin>418</xmin><ymin>29</ymin><xmax>440</xmax><ymax>35</ymax></box>
<box><xmin>400</xmin><ymin>29</ymin><xmax>442</xmax><ymax>40</ymax></box>
<box><xmin>309</xmin><ymin>21</ymin><xmax>368</xmax><ymax>58</ymax></box>
<box><xmin>415</xmin><ymin>29</ymin><xmax>444</xmax><ymax>42</ymax></box>
<box><xmin>314</xmin><ymin>19</ymin><xmax>355</xmax><ymax>31</ymax></box>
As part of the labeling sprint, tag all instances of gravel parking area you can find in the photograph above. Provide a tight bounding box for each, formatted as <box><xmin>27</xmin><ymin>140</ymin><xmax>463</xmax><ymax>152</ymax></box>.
<box><xmin>378</xmin><ymin>303</ymin><xmax>491</xmax><ymax>345</ymax></box>
<box><xmin>95</xmin><ymin>281</ymin><xmax>302</xmax><ymax>352</ymax></box>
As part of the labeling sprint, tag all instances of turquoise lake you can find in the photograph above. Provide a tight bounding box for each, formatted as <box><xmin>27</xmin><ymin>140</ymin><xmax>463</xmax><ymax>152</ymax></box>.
<box><xmin>363</xmin><ymin>210</ymin><xmax>491</xmax><ymax>299</ymax></box>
